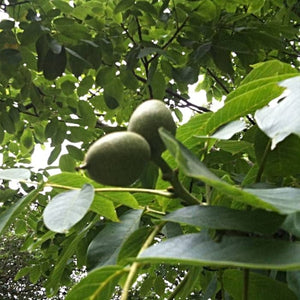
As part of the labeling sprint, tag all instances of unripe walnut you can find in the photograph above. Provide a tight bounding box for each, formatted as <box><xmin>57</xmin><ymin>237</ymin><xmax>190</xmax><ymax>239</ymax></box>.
<box><xmin>83</xmin><ymin>131</ymin><xmax>150</xmax><ymax>186</ymax></box>
<box><xmin>128</xmin><ymin>100</ymin><xmax>176</xmax><ymax>159</ymax></box>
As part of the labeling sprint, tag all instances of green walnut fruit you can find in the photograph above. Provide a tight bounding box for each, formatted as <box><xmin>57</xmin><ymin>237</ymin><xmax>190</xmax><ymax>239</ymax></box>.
<box><xmin>128</xmin><ymin>99</ymin><xmax>176</xmax><ymax>158</ymax></box>
<box><xmin>83</xmin><ymin>131</ymin><xmax>151</xmax><ymax>186</ymax></box>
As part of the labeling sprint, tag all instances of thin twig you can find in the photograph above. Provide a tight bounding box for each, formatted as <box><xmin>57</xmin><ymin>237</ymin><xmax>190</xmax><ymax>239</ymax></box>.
<box><xmin>153</xmin><ymin>156</ymin><xmax>200</xmax><ymax>205</ymax></box>
<box><xmin>121</xmin><ymin>222</ymin><xmax>166</xmax><ymax>300</ymax></box>
<box><xmin>148</xmin><ymin>16</ymin><xmax>190</xmax><ymax>64</ymax></box>
<box><xmin>166</xmin><ymin>87</ymin><xmax>212</xmax><ymax>113</ymax></box>
<box><xmin>206</xmin><ymin>68</ymin><xmax>230</xmax><ymax>94</ymax></box>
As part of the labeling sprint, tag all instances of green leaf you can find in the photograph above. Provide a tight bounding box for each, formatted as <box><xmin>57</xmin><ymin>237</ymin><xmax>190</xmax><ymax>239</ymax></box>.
<box><xmin>43</xmin><ymin>184</ymin><xmax>94</xmax><ymax>233</ymax></box>
<box><xmin>46</xmin><ymin>220</ymin><xmax>95</xmax><ymax>296</ymax></box>
<box><xmin>59</xmin><ymin>154</ymin><xmax>77</xmax><ymax>172</ymax></box>
<box><xmin>47</xmin><ymin>145</ymin><xmax>62</xmax><ymax>165</ymax></box>
<box><xmin>150</xmin><ymin>70</ymin><xmax>166</xmax><ymax>99</ymax></box>
<box><xmin>0</xmin><ymin>49</ymin><xmax>22</xmax><ymax>67</ymax></box>
<box><xmin>255</xmin><ymin>76</ymin><xmax>300</xmax><ymax>149</ymax></box>
<box><xmin>67</xmin><ymin>145</ymin><xmax>84</xmax><ymax>161</ymax></box>
<box><xmin>54</xmin><ymin>17</ymin><xmax>90</xmax><ymax>40</ymax></box>
<box><xmin>287</xmin><ymin>271</ymin><xmax>300</xmax><ymax>299</ymax></box>
<box><xmin>87</xmin><ymin>209</ymin><xmax>143</xmax><ymax>270</ymax></box>
<box><xmin>61</xmin><ymin>80</ymin><xmax>75</xmax><ymax>95</ymax></box>
<box><xmin>241</xmin><ymin>60</ymin><xmax>298</xmax><ymax>85</ymax></box>
<box><xmin>224</xmin><ymin>269</ymin><xmax>297</xmax><ymax>300</ymax></box>
<box><xmin>65</xmin><ymin>266</ymin><xmax>126</xmax><ymax>300</ymax></box>
<box><xmin>255</xmin><ymin>132</ymin><xmax>300</xmax><ymax>177</ymax></box>
<box><xmin>163</xmin><ymin>205</ymin><xmax>284</xmax><ymax>234</ymax></box>
<box><xmin>159</xmin><ymin>128</ymin><xmax>277</xmax><ymax>211</ymax></box>
<box><xmin>14</xmin><ymin>266</ymin><xmax>31</xmax><ymax>281</ymax></box>
<box><xmin>0</xmin><ymin>187</ymin><xmax>42</xmax><ymax>235</ymax></box>
<box><xmin>281</xmin><ymin>212</ymin><xmax>300</xmax><ymax>238</ymax></box>
<box><xmin>48</xmin><ymin>175</ymin><xmax>128</xmax><ymax>221</ymax></box>
<box><xmin>29</xmin><ymin>264</ymin><xmax>41</xmax><ymax>284</ymax></box>
<box><xmin>0</xmin><ymin>111</ymin><xmax>16</xmax><ymax>134</ymax></box>
<box><xmin>90</xmin><ymin>196</ymin><xmax>119</xmax><ymax>222</ymax></box>
<box><xmin>244</xmin><ymin>188</ymin><xmax>300</xmax><ymax>215</ymax></box>
<box><xmin>114</xmin><ymin>0</ymin><xmax>135</xmax><ymax>14</ymax></box>
<box><xmin>0</xmin><ymin>168</ymin><xmax>31</xmax><ymax>181</ymax></box>
<box><xmin>52</xmin><ymin>0</ymin><xmax>73</xmax><ymax>13</ymax></box>
<box><xmin>43</xmin><ymin>47</ymin><xmax>67</xmax><ymax>80</ymax></box>
<box><xmin>78</xmin><ymin>100</ymin><xmax>97</xmax><ymax>127</ymax></box>
<box><xmin>48</xmin><ymin>172</ymin><xmax>99</xmax><ymax>188</ymax></box>
<box><xmin>172</xmin><ymin>66</ymin><xmax>199</xmax><ymax>84</ymax></box>
<box><xmin>211</xmin><ymin>119</ymin><xmax>246</xmax><ymax>139</ymax></box>
<box><xmin>20</xmin><ymin>128</ymin><xmax>34</xmax><ymax>151</ymax></box>
<box><xmin>95</xmin><ymin>192</ymin><xmax>139</xmax><ymax>209</ymax></box>
<box><xmin>175</xmin><ymin>267</ymin><xmax>202</xmax><ymax>299</ymax></box>
<box><xmin>211</xmin><ymin>46</ymin><xmax>233</xmax><ymax>75</ymax></box>
<box><xmin>0</xmin><ymin>19</ymin><xmax>15</xmax><ymax>30</ymax></box>
<box><xmin>216</xmin><ymin>140</ymin><xmax>254</xmax><ymax>156</ymax></box>
<box><xmin>138</xmin><ymin>232</ymin><xmax>300</xmax><ymax>270</ymax></box>
<box><xmin>118</xmin><ymin>226</ymin><xmax>152</xmax><ymax>265</ymax></box>
<box><xmin>103</xmin><ymin>78</ymin><xmax>123</xmax><ymax>109</ymax></box>
<box><xmin>77</xmin><ymin>75</ymin><xmax>94</xmax><ymax>97</ymax></box>
<box><xmin>205</xmin><ymin>81</ymin><xmax>285</xmax><ymax>135</ymax></box>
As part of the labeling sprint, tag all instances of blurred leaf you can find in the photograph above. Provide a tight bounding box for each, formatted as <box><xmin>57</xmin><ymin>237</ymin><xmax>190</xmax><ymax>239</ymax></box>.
<box><xmin>65</xmin><ymin>266</ymin><xmax>126</xmax><ymax>300</ymax></box>
<box><xmin>78</xmin><ymin>100</ymin><xmax>97</xmax><ymax>127</ymax></box>
<box><xmin>114</xmin><ymin>0</ymin><xmax>135</xmax><ymax>14</ymax></box>
<box><xmin>77</xmin><ymin>75</ymin><xmax>94</xmax><ymax>97</ymax></box>
<box><xmin>59</xmin><ymin>154</ymin><xmax>77</xmax><ymax>172</ymax></box>
<box><xmin>47</xmin><ymin>145</ymin><xmax>62</xmax><ymax>165</ymax></box>
<box><xmin>20</xmin><ymin>128</ymin><xmax>34</xmax><ymax>151</ymax></box>
<box><xmin>66</xmin><ymin>145</ymin><xmax>84</xmax><ymax>161</ymax></box>
<box><xmin>255</xmin><ymin>131</ymin><xmax>300</xmax><ymax>177</ymax></box>
<box><xmin>224</xmin><ymin>269</ymin><xmax>297</xmax><ymax>300</ymax></box>
<box><xmin>118</xmin><ymin>226</ymin><xmax>152</xmax><ymax>265</ymax></box>
<box><xmin>281</xmin><ymin>212</ymin><xmax>300</xmax><ymax>238</ymax></box>
<box><xmin>211</xmin><ymin>119</ymin><xmax>247</xmax><ymax>139</ymax></box>
<box><xmin>0</xmin><ymin>111</ymin><xmax>16</xmax><ymax>134</ymax></box>
<box><xmin>0</xmin><ymin>168</ymin><xmax>31</xmax><ymax>181</ymax></box>
<box><xmin>95</xmin><ymin>192</ymin><xmax>139</xmax><ymax>209</ymax></box>
<box><xmin>287</xmin><ymin>271</ymin><xmax>300</xmax><ymax>299</ymax></box>
<box><xmin>0</xmin><ymin>187</ymin><xmax>42</xmax><ymax>235</ymax></box>
<box><xmin>43</xmin><ymin>47</ymin><xmax>67</xmax><ymax>80</ymax></box>
<box><xmin>172</xmin><ymin>66</ymin><xmax>199</xmax><ymax>84</ymax></box>
<box><xmin>87</xmin><ymin>209</ymin><xmax>143</xmax><ymax>270</ymax></box>
<box><xmin>43</xmin><ymin>184</ymin><xmax>94</xmax><ymax>233</ymax></box>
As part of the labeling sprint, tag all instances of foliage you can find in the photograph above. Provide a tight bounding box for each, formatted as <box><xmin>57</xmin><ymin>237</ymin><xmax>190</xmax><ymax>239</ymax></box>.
<box><xmin>1</xmin><ymin>0</ymin><xmax>300</xmax><ymax>299</ymax></box>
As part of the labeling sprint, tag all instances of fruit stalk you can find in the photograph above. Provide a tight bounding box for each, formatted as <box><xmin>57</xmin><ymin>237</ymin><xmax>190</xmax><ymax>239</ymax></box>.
<box><xmin>153</xmin><ymin>156</ymin><xmax>199</xmax><ymax>205</ymax></box>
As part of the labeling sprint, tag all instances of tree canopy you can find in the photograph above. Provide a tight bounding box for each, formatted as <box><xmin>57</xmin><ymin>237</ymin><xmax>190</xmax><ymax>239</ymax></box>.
<box><xmin>1</xmin><ymin>0</ymin><xmax>300</xmax><ymax>299</ymax></box>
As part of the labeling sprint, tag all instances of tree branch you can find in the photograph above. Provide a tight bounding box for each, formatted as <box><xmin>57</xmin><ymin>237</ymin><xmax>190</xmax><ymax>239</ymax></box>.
<box><xmin>166</xmin><ymin>87</ymin><xmax>211</xmax><ymax>113</ymax></box>
<box><xmin>206</xmin><ymin>68</ymin><xmax>230</xmax><ymax>94</ymax></box>
<box><xmin>132</xmin><ymin>72</ymin><xmax>211</xmax><ymax>113</ymax></box>
<box><xmin>148</xmin><ymin>15</ymin><xmax>190</xmax><ymax>64</ymax></box>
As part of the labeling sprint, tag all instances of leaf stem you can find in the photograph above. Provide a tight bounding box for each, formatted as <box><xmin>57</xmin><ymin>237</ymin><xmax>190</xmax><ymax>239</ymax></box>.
<box><xmin>120</xmin><ymin>222</ymin><xmax>166</xmax><ymax>300</ymax></box>
<box><xmin>44</xmin><ymin>182</ymin><xmax>175</xmax><ymax>198</ymax></box>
